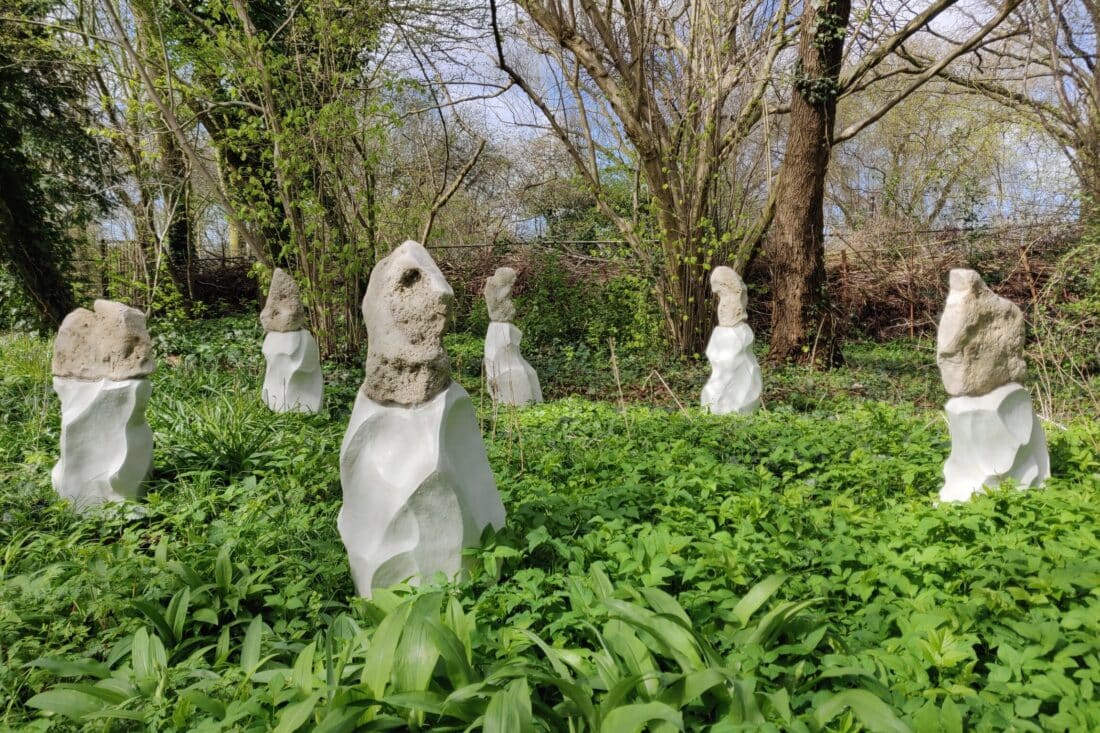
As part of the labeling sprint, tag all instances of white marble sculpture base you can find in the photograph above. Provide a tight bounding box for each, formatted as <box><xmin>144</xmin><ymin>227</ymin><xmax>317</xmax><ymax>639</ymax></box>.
<box><xmin>484</xmin><ymin>322</ymin><xmax>542</xmax><ymax>406</ymax></box>
<box><xmin>52</xmin><ymin>377</ymin><xmax>153</xmax><ymax>511</ymax></box>
<box><xmin>262</xmin><ymin>329</ymin><xmax>323</xmax><ymax>413</ymax></box>
<box><xmin>338</xmin><ymin>382</ymin><xmax>506</xmax><ymax>597</ymax></box>
<box><xmin>701</xmin><ymin>323</ymin><xmax>763</xmax><ymax>415</ymax></box>
<box><xmin>941</xmin><ymin>382</ymin><xmax>1050</xmax><ymax>503</ymax></box>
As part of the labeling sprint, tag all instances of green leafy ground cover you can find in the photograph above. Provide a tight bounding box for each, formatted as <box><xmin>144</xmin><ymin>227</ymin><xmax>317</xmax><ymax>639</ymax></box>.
<box><xmin>1</xmin><ymin>320</ymin><xmax>1098</xmax><ymax>731</ymax></box>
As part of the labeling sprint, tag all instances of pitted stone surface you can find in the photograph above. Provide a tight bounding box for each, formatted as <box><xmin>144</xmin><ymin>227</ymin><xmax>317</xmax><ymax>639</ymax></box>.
<box><xmin>701</xmin><ymin>323</ymin><xmax>762</xmax><ymax>415</ymax></box>
<box><xmin>711</xmin><ymin>266</ymin><xmax>748</xmax><ymax>327</ymax></box>
<box><xmin>937</xmin><ymin>269</ymin><xmax>1026</xmax><ymax>397</ymax></box>
<box><xmin>52</xmin><ymin>300</ymin><xmax>155</xmax><ymax>381</ymax></box>
<box><xmin>260</xmin><ymin>268</ymin><xmax>307</xmax><ymax>332</ymax></box>
<box><xmin>484</xmin><ymin>322</ymin><xmax>542</xmax><ymax>405</ymax></box>
<box><xmin>52</xmin><ymin>377</ymin><xmax>153</xmax><ymax>511</ymax></box>
<box><xmin>484</xmin><ymin>267</ymin><xmax>517</xmax><ymax>323</ymax></box>
<box><xmin>362</xmin><ymin>241</ymin><xmax>454</xmax><ymax>406</ymax></box>
<box><xmin>338</xmin><ymin>382</ymin><xmax>506</xmax><ymax>597</ymax></box>
<box><xmin>262</xmin><ymin>329</ymin><xmax>323</xmax><ymax>413</ymax></box>
<box><xmin>940</xmin><ymin>382</ymin><xmax>1049</xmax><ymax>502</ymax></box>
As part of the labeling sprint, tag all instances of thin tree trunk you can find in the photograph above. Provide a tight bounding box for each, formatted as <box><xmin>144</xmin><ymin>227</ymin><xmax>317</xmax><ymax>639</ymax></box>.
<box><xmin>158</xmin><ymin>128</ymin><xmax>194</xmax><ymax>300</ymax></box>
<box><xmin>766</xmin><ymin>0</ymin><xmax>851</xmax><ymax>366</ymax></box>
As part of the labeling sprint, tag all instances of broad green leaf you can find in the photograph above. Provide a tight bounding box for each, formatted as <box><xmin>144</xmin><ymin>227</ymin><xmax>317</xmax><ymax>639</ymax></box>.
<box><xmin>313</xmin><ymin>705</ymin><xmax>371</xmax><ymax>733</ymax></box>
<box><xmin>744</xmin><ymin>599</ymin><xmax>819</xmax><ymax>647</ymax></box>
<box><xmin>166</xmin><ymin>587</ymin><xmax>191</xmax><ymax>643</ymax></box>
<box><xmin>426</xmin><ymin>618</ymin><xmax>475</xmax><ymax>688</ymax></box>
<box><xmin>292</xmin><ymin>640</ymin><xmax>317</xmax><ymax>694</ymax></box>
<box><xmin>180</xmin><ymin>690</ymin><xmax>226</xmax><ymax>719</ymax></box>
<box><xmin>813</xmin><ymin>690</ymin><xmax>910</xmax><ymax>733</ymax></box>
<box><xmin>240</xmin><ymin>616</ymin><xmax>265</xmax><ymax>673</ymax></box>
<box><xmin>483</xmin><ymin>678</ymin><xmax>534</xmax><ymax>733</ymax></box>
<box><xmin>445</xmin><ymin>595</ymin><xmax>473</xmax><ymax>663</ymax></box>
<box><xmin>131</xmin><ymin>600</ymin><xmax>173</xmax><ymax>645</ymax></box>
<box><xmin>604</xmin><ymin>599</ymin><xmax>705</xmax><ymax>672</ymax></box>
<box><xmin>393</xmin><ymin>606</ymin><xmax>440</xmax><ymax>693</ymax></box>
<box><xmin>25</xmin><ymin>689</ymin><xmax>107</xmax><ymax>720</ymax></box>
<box><xmin>731</xmin><ymin>575</ymin><xmax>787</xmax><ymax>627</ymax></box>
<box><xmin>361</xmin><ymin>598</ymin><xmax>414</xmax><ymax>697</ymax></box>
<box><xmin>383</xmin><ymin>690</ymin><xmax>450</xmax><ymax>717</ymax></box>
<box><xmin>26</xmin><ymin>657</ymin><xmax>110</xmax><ymax>679</ymax></box>
<box><xmin>215</xmin><ymin>545</ymin><xmax>233</xmax><ymax>592</ymax></box>
<box><xmin>657</xmin><ymin>669</ymin><xmax>729</xmax><ymax>708</ymax></box>
<box><xmin>604</xmin><ymin>620</ymin><xmax>660</xmax><ymax>696</ymax></box>
<box><xmin>51</xmin><ymin>682</ymin><xmax>129</xmax><ymax>705</ymax></box>
<box><xmin>638</xmin><ymin>587</ymin><xmax>692</xmax><ymax>626</ymax></box>
<box><xmin>600</xmin><ymin>701</ymin><xmax>683</xmax><ymax>733</ymax></box>
<box><xmin>273</xmin><ymin>692</ymin><xmax>322</xmax><ymax>733</ymax></box>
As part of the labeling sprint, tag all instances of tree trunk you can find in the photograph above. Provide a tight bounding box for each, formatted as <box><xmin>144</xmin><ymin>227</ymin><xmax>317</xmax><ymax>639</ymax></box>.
<box><xmin>0</xmin><ymin>197</ymin><xmax>74</xmax><ymax>326</ymax></box>
<box><xmin>158</xmin><ymin>128</ymin><xmax>194</xmax><ymax>300</ymax></box>
<box><xmin>766</xmin><ymin>0</ymin><xmax>851</xmax><ymax>366</ymax></box>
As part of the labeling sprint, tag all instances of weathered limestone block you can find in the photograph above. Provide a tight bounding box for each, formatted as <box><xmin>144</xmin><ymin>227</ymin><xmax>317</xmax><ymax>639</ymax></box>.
<box><xmin>485</xmin><ymin>322</ymin><xmax>542</xmax><ymax>405</ymax></box>
<box><xmin>941</xmin><ymin>383</ymin><xmax>1050</xmax><ymax>503</ymax></box>
<box><xmin>340</xmin><ymin>240</ymin><xmax>505</xmax><ymax>597</ymax></box>
<box><xmin>937</xmin><ymin>269</ymin><xmax>1026</xmax><ymax>397</ymax></box>
<box><xmin>339</xmin><ymin>383</ymin><xmax>506</xmax><ymax>596</ymax></box>
<box><xmin>484</xmin><ymin>267</ymin><xmax>517</xmax><ymax>323</ymax></box>
<box><xmin>362</xmin><ymin>241</ymin><xmax>454</xmax><ymax>406</ymax></box>
<box><xmin>51</xmin><ymin>378</ymin><xmax>153</xmax><ymax>510</ymax></box>
<box><xmin>52</xmin><ymin>299</ymin><xmax>155</xmax><ymax>381</ymax></box>
<box><xmin>711</xmin><ymin>266</ymin><xmax>749</xmax><ymax>327</ymax></box>
<box><xmin>51</xmin><ymin>299</ymin><xmax>154</xmax><ymax>511</ymax></box>
<box><xmin>260</xmin><ymin>268</ymin><xmax>306</xmax><ymax>332</ymax></box>
<box><xmin>262</xmin><ymin>330</ymin><xmax>322</xmax><ymax>413</ymax></box>
<box><xmin>701</xmin><ymin>323</ymin><xmax>762</xmax><ymax>415</ymax></box>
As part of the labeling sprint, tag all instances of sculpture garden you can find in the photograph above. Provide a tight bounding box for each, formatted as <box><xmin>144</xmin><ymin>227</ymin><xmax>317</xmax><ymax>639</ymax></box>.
<box><xmin>0</xmin><ymin>250</ymin><xmax>1097</xmax><ymax>730</ymax></box>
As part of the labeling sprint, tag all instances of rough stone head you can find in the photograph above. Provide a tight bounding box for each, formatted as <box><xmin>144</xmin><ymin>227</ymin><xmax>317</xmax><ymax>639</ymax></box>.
<box><xmin>362</xmin><ymin>240</ymin><xmax>455</xmax><ymax>405</ymax></box>
<box><xmin>936</xmin><ymin>268</ymin><xmax>1027</xmax><ymax>397</ymax></box>
<box><xmin>52</xmin><ymin>299</ymin><xmax>156</xmax><ymax>381</ymax></box>
<box><xmin>260</xmin><ymin>268</ymin><xmax>306</xmax><ymax>332</ymax></box>
<box><xmin>710</xmin><ymin>266</ymin><xmax>748</xmax><ymax>327</ymax></box>
<box><xmin>484</xmin><ymin>267</ymin><xmax>517</xmax><ymax>323</ymax></box>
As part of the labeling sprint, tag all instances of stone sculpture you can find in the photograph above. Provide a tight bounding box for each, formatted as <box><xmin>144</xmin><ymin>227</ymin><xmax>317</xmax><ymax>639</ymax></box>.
<box><xmin>339</xmin><ymin>241</ymin><xmax>506</xmax><ymax>597</ymax></box>
<box><xmin>701</xmin><ymin>266</ymin><xmax>762</xmax><ymax>414</ymax></box>
<box><xmin>51</xmin><ymin>299</ymin><xmax>154</xmax><ymax>511</ymax></box>
<box><xmin>260</xmin><ymin>269</ymin><xmax>322</xmax><ymax>413</ymax></box>
<box><xmin>936</xmin><ymin>269</ymin><xmax>1049</xmax><ymax>502</ymax></box>
<box><xmin>483</xmin><ymin>267</ymin><xmax>542</xmax><ymax>405</ymax></box>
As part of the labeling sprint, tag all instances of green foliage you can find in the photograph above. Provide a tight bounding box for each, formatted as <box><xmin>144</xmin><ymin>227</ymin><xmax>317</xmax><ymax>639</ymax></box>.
<box><xmin>1</xmin><ymin>323</ymin><xmax>1098</xmax><ymax>730</ymax></box>
<box><xmin>0</xmin><ymin>267</ymin><xmax>40</xmax><ymax>332</ymax></box>
<box><xmin>471</xmin><ymin>254</ymin><xmax>663</xmax><ymax>358</ymax></box>
<box><xmin>0</xmin><ymin>0</ymin><xmax>117</xmax><ymax>325</ymax></box>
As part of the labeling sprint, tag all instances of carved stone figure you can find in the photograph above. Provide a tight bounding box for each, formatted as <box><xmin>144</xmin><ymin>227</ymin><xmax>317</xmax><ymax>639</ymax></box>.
<box><xmin>52</xmin><ymin>299</ymin><xmax>155</xmax><ymax>381</ymax></box>
<box><xmin>940</xmin><ymin>384</ymin><xmax>1049</xmax><ymax>503</ymax></box>
<box><xmin>936</xmin><ymin>269</ymin><xmax>1048</xmax><ymax>502</ymax></box>
<box><xmin>483</xmin><ymin>266</ymin><xmax>517</xmax><ymax>323</ymax></box>
<box><xmin>701</xmin><ymin>267</ymin><xmax>761</xmax><ymax>414</ymax></box>
<box><xmin>936</xmin><ymin>268</ymin><xmax>1026</xmax><ymax>397</ymax></box>
<box><xmin>260</xmin><ymin>269</ymin><xmax>322</xmax><ymax>413</ymax></box>
<box><xmin>262</xmin><ymin>331</ymin><xmax>323</xmax><ymax>413</ymax></box>
<box><xmin>51</xmin><ymin>300</ymin><xmax>154</xmax><ymax>510</ymax></box>
<box><xmin>482</xmin><ymin>267</ymin><xmax>542</xmax><ymax>405</ymax></box>
<box><xmin>361</xmin><ymin>241</ymin><xmax>454</xmax><ymax>406</ymax></box>
<box><xmin>485</xmin><ymin>323</ymin><xmax>543</xmax><ymax>405</ymax></box>
<box><xmin>701</xmin><ymin>323</ymin><xmax>762</xmax><ymax>415</ymax></box>
<box><xmin>339</xmin><ymin>241</ymin><xmax>506</xmax><ymax>597</ymax></box>
<box><xmin>710</xmin><ymin>266</ymin><xmax>749</xmax><ymax>327</ymax></box>
<box><xmin>260</xmin><ymin>268</ymin><xmax>307</xmax><ymax>332</ymax></box>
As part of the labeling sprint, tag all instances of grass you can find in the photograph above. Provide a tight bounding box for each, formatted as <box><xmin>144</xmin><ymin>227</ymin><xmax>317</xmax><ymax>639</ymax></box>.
<box><xmin>0</xmin><ymin>319</ymin><xmax>1097</xmax><ymax>731</ymax></box>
